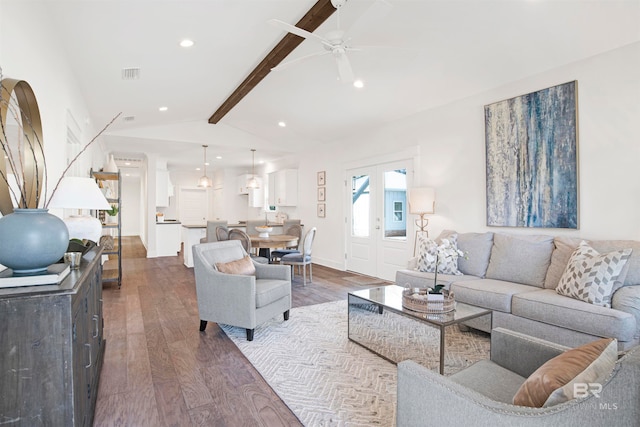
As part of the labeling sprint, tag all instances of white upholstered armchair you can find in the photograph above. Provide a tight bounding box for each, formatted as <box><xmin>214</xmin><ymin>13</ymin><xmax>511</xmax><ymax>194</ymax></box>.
<box><xmin>192</xmin><ymin>240</ymin><xmax>292</xmax><ymax>341</ymax></box>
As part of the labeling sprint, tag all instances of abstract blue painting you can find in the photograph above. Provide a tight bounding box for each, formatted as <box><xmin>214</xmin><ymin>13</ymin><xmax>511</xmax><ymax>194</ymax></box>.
<box><xmin>485</xmin><ymin>81</ymin><xmax>578</xmax><ymax>228</ymax></box>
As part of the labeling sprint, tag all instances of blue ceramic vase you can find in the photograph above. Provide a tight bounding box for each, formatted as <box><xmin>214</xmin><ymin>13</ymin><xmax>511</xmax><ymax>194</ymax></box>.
<box><xmin>0</xmin><ymin>208</ymin><xmax>69</xmax><ymax>274</ymax></box>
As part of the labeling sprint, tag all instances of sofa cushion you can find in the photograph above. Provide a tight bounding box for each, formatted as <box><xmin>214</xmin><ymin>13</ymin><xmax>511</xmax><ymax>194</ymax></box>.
<box><xmin>450</xmin><ymin>359</ymin><xmax>526</xmax><ymax>404</ymax></box>
<box><xmin>255</xmin><ymin>279</ymin><xmax>290</xmax><ymax>308</ymax></box>
<box><xmin>442</xmin><ymin>231</ymin><xmax>494</xmax><ymax>277</ymax></box>
<box><xmin>450</xmin><ymin>279</ymin><xmax>540</xmax><ymax>313</ymax></box>
<box><xmin>512</xmin><ymin>338</ymin><xmax>617</xmax><ymax>408</ymax></box>
<box><xmin>215</xmin><ymin>255</ymin><xmax>255</xmax><ymax>276</ymax></box>
<box><xmin>395</xmin><ymin>269</ymin><xmax>480</xmax><ymax>290</ymax></box>
<box><xmin>556</xmin><ymin>241</ymin><xmax>632</xmax><ymax>307</ymax></box>
<box><xmin>544</xmin><ymin>236</ymin><xmax>584</xmax><ymax>289</ymax></box>
<box><xmin>485</xmin><ymin>234</ymin><xmax>554</xmax><ymax>287</ymax></box>
<box><xmin>511</xmin><ymin>289</ymin><xmax>637</xmax><ymax>341</ymax></box>
<box><xmin>591</xmin><ymin>240</ymin><xmax>640</xmax><ymax>287</ymax></box>
<box><xmin>416</xmin><ymin>234</ymin><xmax>463</xmax><ymax>275</ymax></box>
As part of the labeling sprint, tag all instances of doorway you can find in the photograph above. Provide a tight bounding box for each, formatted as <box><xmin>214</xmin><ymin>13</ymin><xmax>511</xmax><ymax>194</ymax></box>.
<box><xmin>346</xmin><ymin>159</ymin><xmax>411</xmax><ymax>281</ymax></box>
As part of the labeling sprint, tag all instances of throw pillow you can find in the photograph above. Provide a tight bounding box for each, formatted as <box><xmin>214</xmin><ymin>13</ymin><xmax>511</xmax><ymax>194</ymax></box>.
<box><xmin>556</xmin><ymin>241</ymin><xmax>632</xmax><ymax>307</ymax></box>
<box><xmin>513</xmin><ymin>338</ymin><xmax>617</xmax><ymax>408</ymax></box>
<box><xmin>416</xmin><ymin>234</ymin><xmax>463</xmax><ymax>276</ymax></box>
<box><xmin>543</xmin><ymin>236</ymin><xmax>585</xmax><ymax>289</ymax></box>
<box><xmin>215</xmin><ymin>255</ymin><xmax>256</xmax><ymax>276</ymax></box>
<box><xmin>485</xmin><ymin>233</ymin><xmax>554</xmax><ymax>287</ymax></box>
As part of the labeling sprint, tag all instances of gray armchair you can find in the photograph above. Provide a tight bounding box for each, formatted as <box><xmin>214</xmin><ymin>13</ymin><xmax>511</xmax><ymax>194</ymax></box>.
<box><xmin>397</xmin><ymin>328</ymin><xmax>640</xmax><ymax>426</ymax></box>
<box><xmin>192</xmin><ymin>240</ymin><xmax>291</xmax><ymax>341</ymax></box>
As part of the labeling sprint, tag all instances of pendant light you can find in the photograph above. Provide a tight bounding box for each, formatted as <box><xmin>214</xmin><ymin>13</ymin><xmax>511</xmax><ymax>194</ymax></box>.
<box><xmin>197</xmin><ymin>144</ymin><xmax>212</xmax><ymax>188</ymax></box>
<box><xmin>247</xmin><ymin>148</ymin><xmax>260</xmax><ymax>189</ymax></box>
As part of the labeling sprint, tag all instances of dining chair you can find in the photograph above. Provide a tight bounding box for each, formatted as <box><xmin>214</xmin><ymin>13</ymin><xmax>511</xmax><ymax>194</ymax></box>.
<box><xmin>270</xmin><ymin>224</ymin><xmax>303</xmax><ymax>263</ymax></box>
<box><xmin>228</xmin><ymin>228</ymin><xmax>269</xmax><ymax>264</ymax></box>
<box><xmin>280</xmin><ymin>227</ymin><xmax>316</xmax><ymax>286</ymax></box>
<box><xmin>246</xmin><ymin>220</ymin><xmax>268</xmax><ymax>236</ymax></box>
<box><xmin>200</xmin><ymin>220</ymin><xmax>227</xmax><ymax>243</ymax></box>
<box><xmin>215</xmin><ymin>226</ymin><xmax>230</xmax><ymax>242</ymax></box>
<box><xmin>283</xmin><ymin>219</ymin><xmax>301</xmax><ymax>230</ymax></box>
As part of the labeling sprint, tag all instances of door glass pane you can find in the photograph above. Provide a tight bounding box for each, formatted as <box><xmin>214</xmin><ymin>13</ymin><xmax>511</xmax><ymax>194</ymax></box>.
<box><xmin>383</xmin><ymin>169</ymin><xmax>407</xmax><ymax>240</ymax></box>
<box><xmin>351</xmin><ymin>174</ymin><xmax>370</xmax><ymax>237</ymax></box>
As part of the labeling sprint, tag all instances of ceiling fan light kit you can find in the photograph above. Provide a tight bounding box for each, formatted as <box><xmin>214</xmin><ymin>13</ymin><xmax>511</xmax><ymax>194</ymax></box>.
<box><xmin>269</xmin><ymin>0</ymin><xmax>370</xmax><ymax>84</ymax></box>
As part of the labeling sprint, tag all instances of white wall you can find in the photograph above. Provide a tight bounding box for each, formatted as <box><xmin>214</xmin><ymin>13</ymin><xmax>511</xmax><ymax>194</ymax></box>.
<box><xmin>121</xmin><ymin>174</ymin><xmax>141</xmax><ymax>236</ymax></box>
<box><xmin>1</xmin><ymin>1</ymin><xmax>106</xmax><ymax>214</ymax></box>
<box><xmin>292</xmin><ymin>42</ymin><xmax>640</xmax><ymax>271</ymax></box>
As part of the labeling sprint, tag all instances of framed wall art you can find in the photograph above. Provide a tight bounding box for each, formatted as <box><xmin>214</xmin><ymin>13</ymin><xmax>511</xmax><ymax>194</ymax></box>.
<box><xmin>317</xmin><ymin>203</ymin><xmax>326</xmax><ymax>218</ymax></box>
<box><xmin>485</xmin><ymin>81</ymin><xmax>578</xmax><ymax>229</ymax></box>
<box><xmin>318</xmin><ymin>187</ymin><xmax>326</xmax><ymax>201</ymax></box>
<box><xmin>317</xmin><ymin>171</ymin><xmax>326</xmax><ymax>186</ymax></box>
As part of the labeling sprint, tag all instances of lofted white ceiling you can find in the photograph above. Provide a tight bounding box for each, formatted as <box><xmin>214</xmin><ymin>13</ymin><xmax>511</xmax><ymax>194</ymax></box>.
<box><xmin>42</xmin><ymin>0</ymin><xmax>640</xmax><ymax>172</ymax></box>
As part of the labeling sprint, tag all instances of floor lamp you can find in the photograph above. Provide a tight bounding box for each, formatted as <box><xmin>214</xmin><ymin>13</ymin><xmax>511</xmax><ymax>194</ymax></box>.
<box><xmin>408</xmin><ymin>187</ymin><xmax>435</xmax><ymax>256</ymax></box>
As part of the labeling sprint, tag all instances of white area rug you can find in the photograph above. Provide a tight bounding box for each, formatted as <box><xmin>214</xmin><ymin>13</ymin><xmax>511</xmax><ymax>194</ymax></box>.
<box><xmin>220</xmin><ymin>300</ymin><xmax>489</xmax><ymax>426</ymax></box>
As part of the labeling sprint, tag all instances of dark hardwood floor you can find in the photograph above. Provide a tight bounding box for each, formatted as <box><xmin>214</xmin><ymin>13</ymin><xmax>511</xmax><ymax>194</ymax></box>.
<box><xmin>94</xmin><ymin>236</ymin><xmax>390</xmax><ymax>426</ymax></box>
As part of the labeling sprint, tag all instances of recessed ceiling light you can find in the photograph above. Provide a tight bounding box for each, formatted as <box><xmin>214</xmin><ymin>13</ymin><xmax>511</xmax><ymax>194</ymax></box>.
<box><xmin>196</xmin><ymin>167</ymin><xmax>201</xmax><ymax>171</ymax></box>
<box><xmin>278</xmin><ymin>121</ymin><xmax>286</xmax><ymax>127</ymax></box>
<box><xmin>125</xmin><ymin>162</ymin><xmax>131</xmax><ymax>166</ymax></box>
<box><xmin>216</xmin><ymin>156</ymin><xmax>222</xmax><ymax>159</ymax></box>
<box><xmin>159</xmin><ymin>106</ymin><xmax>168</xmax><ymax>112</ymax></box>
<box><xmin>353</xmin><ymin>80</ymin><xmax>364</xmax><ymax>89</ymax></box>
<box><xmin>180</xmin><ymin>39</ymin><xmax>195</xmax><ymax>48</ymax></box>
<box><xmin>205</xmin><ymin>162</ymin><xmax>210</xmax><ymax>166</ymax></box>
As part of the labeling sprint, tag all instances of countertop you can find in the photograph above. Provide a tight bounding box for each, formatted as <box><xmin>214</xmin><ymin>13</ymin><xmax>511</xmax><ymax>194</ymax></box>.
<box><xmin>157</xmin><ymin>220</ymin><xmax>181</xmax><ymax>225</ymax></box>
<box><xmin>182</xmin><ymin>223</ymin><xmax>284</xmax><ymax>229</ymax></box>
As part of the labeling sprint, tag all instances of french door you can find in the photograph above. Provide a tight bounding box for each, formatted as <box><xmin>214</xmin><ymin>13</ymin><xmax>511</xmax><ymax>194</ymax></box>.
<box><xmin>346</xmin><ymin>160</ymin><xmax>411</xmax><ymax>281</ymax></box>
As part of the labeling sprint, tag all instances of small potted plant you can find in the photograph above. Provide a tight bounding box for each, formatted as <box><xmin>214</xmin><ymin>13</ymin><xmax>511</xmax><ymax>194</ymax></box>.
<box><xmin>105</xmin><ymin>204</ymin><xmax>119</xmax><ymax>223</ymax></box>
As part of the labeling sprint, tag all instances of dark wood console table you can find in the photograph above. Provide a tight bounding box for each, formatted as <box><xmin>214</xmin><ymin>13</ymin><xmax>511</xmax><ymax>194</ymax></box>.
<box><xmin>0</xmin><ymin>246</ymin><xmax>105</xmax><ymax>426</ymax></box>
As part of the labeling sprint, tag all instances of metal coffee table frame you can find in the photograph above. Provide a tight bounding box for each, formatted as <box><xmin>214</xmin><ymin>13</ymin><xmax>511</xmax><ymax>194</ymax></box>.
<box><xmin>348</xmin><ymin>284</ymin><xmax>492</xmax><ymax>374</ymax></box>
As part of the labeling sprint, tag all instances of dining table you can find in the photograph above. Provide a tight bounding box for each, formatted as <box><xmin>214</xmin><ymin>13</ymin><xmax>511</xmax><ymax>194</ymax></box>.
<box><xmin>248</xmin><ymin>234</ymin><xmax>299</xmax><ymax>261</ymax></box>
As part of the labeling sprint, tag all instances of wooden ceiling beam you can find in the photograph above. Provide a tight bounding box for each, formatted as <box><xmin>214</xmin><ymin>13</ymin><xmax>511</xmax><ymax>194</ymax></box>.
<box><xmin>208</xmin><ymin>0</ymin><xmax>336</xmax><ymax>124</ymax></box>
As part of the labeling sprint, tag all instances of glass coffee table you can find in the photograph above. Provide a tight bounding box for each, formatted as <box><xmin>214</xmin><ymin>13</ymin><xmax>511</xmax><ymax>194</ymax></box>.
<box><xmin>348</xmin><ymin>284</ymin><xmax>491</xmax><ymax>374</ymax></box>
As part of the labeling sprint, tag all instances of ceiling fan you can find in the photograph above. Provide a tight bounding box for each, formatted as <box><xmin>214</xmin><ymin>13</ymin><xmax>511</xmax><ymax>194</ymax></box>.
<box><xmin>269</xmin><ymin>0</ymin><xmax>388</xmax><ymax>84</ymax></box>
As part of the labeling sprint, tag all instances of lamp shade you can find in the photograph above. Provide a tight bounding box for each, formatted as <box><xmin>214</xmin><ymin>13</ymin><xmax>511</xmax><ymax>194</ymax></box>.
<box><xmin>48</xmin><ymin>177</ymin><xmax>111</xmax><ymax>210</ymax></box>
<box><xmin>408</xmin><ymin>187</ymin><xmax>435</xmax><ymax>214</ymax></box>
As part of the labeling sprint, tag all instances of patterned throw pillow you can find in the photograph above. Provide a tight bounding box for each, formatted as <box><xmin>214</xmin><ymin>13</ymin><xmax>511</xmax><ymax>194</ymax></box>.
<box><xmin>556</xmin><ymin>241</ymin><xmax>632</xmax><ymax>307</ymax></box>
<box><xmin>416</xmin><ymin>234</ymin><xmax>463</xmax><ymax>275</ymax></box>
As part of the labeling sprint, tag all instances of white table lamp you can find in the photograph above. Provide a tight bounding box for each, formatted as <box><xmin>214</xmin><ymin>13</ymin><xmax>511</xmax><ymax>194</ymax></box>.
<box><xmin>48</xmin><ymin>177</ymin><xmax>111</xmax><ymax>242</ymax></box>
<box><xmin>408</xmin><ymin>187</ymin><xmax>436</xmax><ymax>255</ymax></box>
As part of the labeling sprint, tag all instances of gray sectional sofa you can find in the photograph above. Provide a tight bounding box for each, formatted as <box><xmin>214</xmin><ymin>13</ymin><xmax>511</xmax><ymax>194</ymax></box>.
<box><xmin>396</xmin><ymin>231</ymin><xmax>640</xmax><ymax>351</ymax></box>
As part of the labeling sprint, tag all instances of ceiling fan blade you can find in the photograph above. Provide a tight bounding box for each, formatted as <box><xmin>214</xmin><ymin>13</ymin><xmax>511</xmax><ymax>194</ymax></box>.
<box><xmin>271</xmin><ymin>51</ymin><xmax>331</xmax><ymax>72</ymax></box>
<box><xmin>268</xmin><ymin>19</ymin><xmax>333</xmax><ymax>48</ymax></box>
<box><xmin>335</xmin><ymin>52</ymin><xmax>355</xmax><ymax>83</ymax></box>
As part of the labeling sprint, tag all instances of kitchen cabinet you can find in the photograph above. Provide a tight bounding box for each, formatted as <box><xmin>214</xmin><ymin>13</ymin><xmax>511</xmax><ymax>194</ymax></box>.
<box><xmin>268</xmin><ymin>169</ymin><xmax>298</xmax><ymax>206</ymax></box>
<box><xmin>156</xmin><ymin>168</ymin><xmax>173</xmax><ymax>207</ymax></box>
<box><xmin>0</xmin><ymin>246</ymin><xmax>105</xmax><ymax>426</ymax></box>
<box><xmin>156</xmin><ymin>221</ymin><xmax>181</xmax><ymax>257</ymax></box>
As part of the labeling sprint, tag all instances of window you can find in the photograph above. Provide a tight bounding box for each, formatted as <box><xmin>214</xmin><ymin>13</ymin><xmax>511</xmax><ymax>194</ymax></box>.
<box><xmin>393</xmin><ymin>201</ymin><xmax>403</xmax><ymax>222</ymax></box>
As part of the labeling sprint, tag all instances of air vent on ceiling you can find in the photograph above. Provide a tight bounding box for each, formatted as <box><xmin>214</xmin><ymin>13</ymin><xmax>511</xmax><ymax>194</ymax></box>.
<box><xmin>122</xmin><ymin>116</ymin><xmax>135</xmax><ymax>122</ymax></box>
<box><xmin>121</xmin><ymin>67</ymin><xmax>141</xmax><ymax>80</ymax></box>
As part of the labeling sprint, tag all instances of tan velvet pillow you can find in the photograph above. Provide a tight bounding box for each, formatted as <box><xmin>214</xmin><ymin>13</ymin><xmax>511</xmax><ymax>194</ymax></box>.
<box><xmin>215</xmin><ymin>256</ymin><xmax>255</xmax><ymax>276</ymax></box>
<box><xmin>513</xmin><ymin>338</ymin><xmax>617</xmax><ymax>408</ymax></box>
